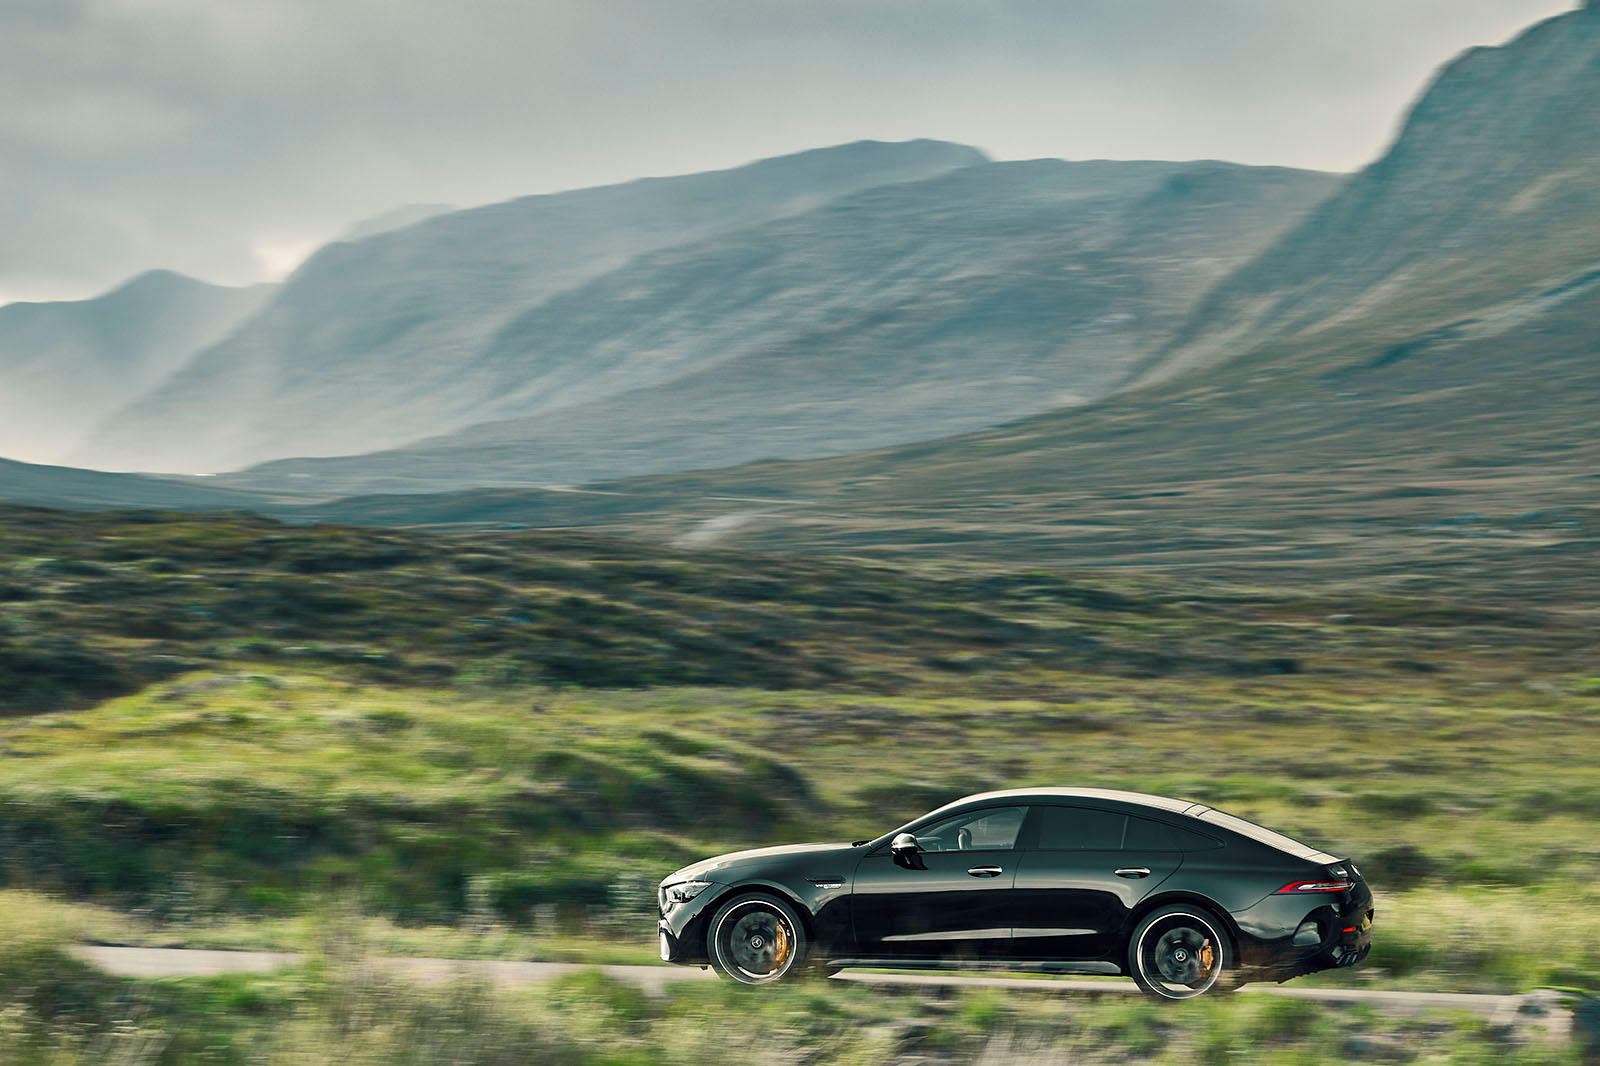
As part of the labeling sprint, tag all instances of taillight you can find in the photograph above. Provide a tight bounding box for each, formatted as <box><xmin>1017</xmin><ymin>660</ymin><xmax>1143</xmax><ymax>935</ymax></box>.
<box><xmin>1275</xmin><ymin>879</ymin><xmax>1354</xmax><ymax>894</ymax></box>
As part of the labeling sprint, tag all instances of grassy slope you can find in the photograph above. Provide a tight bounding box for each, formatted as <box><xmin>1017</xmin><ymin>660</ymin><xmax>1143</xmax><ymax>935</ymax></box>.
<box><xmin>16</xmin><ymin>505</ymin><xmax>1587</xmax><ymax>715</ymax></box>
<box><xmin>1</xmin><ymin>508</ymin><xmax>1598</xmax><ymax>996</ymax></box>
<box><xmin>2</xmin><ymin>936</ymin><xmax>1580</xmax><ymax>1066</ymax></box>
<box><xmin>3</xmin><ymin>670</ymin><xmax>1599</xmax><ymax>993</ymax></box>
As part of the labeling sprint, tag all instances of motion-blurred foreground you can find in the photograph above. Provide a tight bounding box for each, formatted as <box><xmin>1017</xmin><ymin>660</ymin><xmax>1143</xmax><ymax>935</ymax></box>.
<box><xmin>3</xmin><ymin>2</ymin><xmax>1600</xmax><ymax>1063</ymax></box>
<box><xmin>0</xmin><ymin>508</ymin><xmax>1595</xmax><ymax>1061</ymax></box>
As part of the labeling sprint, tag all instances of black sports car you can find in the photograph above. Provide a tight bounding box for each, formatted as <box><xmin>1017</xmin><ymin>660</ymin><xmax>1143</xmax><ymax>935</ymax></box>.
<box><xmin>657</xmin><ymin>788</ymin><xmax>1372</xmax><ymax>999</ymax></box>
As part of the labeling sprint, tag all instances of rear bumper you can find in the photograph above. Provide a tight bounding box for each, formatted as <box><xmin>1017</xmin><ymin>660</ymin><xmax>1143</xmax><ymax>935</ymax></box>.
<box><xmin>1230</xmin><ymin>883</ymin><xmax>1374</xmax><ymax>981</ymax></box>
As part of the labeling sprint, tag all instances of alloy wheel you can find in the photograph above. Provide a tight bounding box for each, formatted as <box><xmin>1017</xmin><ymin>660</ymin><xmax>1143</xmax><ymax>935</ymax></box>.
<box><xmin>710</xmin><ymin>898</ymin><xmax>802</xmax><ymax>983</ymax></box>
<box><xmin>1134</xmin><ymin>911</ymin><xmax>1227</xmax><ymax>999</ymax></box>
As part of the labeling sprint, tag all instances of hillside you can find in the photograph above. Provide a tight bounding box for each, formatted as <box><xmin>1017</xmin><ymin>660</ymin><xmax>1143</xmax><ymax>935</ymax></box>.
<box><xmin>1</xmin><ymin>505</ymin><xmax>1597</xmax><ymax>1008</ymax></box>
<box><xmin>1148</xmin><ymin>3</ymin><xmax>1600</xmax><ymax>384</ymax></box>
<box><xmin>309</xmin><ymin>258</ymin><xmax>1599</xmax><ymax>603</ymax></box>
<box><xmin>225</xmin><ymin>160</ymin><xmax>1336</xmax><ymax>496</ymax></box>
<box><xmin>339</xmin><ymin>202</ymin><xmax>455</xmax><ymax>241</ymax></box>
<box><xmin>74</xmin><ymin>141</ymin><xmax>987</xmax><ymax>474</ymax></box>
<box><xmin>285</xmin><ymin>5</ymin><xmax>1600</xmax><ymax>603</ymax></box>
<box><xmin>0</xmin><ymin>272</ymin><xmax>271</xmax><ymax>466</ymax></box>
<box><xmin>1</xmin><ymin>504</ymin><xmax>1504</xmax><ymax>716</ymax></box>
<box><xmin>0</xmin><ymin>456</ymin><xmax>276</xmax><ymax>512</ymax></box>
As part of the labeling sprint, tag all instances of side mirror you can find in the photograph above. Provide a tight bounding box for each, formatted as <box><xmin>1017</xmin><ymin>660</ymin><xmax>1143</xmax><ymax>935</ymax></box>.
<box><xmin>891</xmin><ymin>832</ymin><xmax>925</xmax><ymax>869</ymax></box>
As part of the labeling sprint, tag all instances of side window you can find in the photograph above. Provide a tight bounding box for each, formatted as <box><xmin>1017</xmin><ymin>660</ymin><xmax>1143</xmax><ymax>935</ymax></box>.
<box><xmin>1123</xmin><ymin>815</ymin><xmax>1181</xmax><ymax>851</ymax></box>
<box><xmin>915</xmin><ymin>806</ymin><xmax>1027</xmax><ymax>852</ymax></box>
<box><xmin>1034</xmin><ymin>806</ymin><xmax>1126</xmax><ymax>850</ymax></box>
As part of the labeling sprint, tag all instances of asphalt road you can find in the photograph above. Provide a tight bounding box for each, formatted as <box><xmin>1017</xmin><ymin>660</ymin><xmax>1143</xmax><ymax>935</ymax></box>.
<box><xmin>69</xmin><ymin>945</ymin><xmax>1575</xmax><ymax>1038</ymax></box>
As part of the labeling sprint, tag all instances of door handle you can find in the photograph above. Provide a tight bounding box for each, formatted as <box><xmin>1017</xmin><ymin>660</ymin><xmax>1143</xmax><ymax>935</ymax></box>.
<box><xmin>967</xmin><ymin>866</ymin><xmax>1004</xmax><ymax>877</ymax></box>
<box><xmin>1115</xmin><ymin>867</ymin><xmax>1151</xmax><ymax>879</ymax></box>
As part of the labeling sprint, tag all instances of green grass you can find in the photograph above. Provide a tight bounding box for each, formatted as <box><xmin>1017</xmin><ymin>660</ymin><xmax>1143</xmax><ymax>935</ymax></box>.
<box><xmin>0</xmin><ymin>926</ymin><xmax>1581</xmax><ymax>1066</ymax></box>
<box><xmin>2</xmin><ymin>667</ymin><xmax>1598</xmax><ymax>992</ymax></box>
<box><xmin>0</xmin><ymin>504</ymin><xmax>1596</xmax><ymax>1066</ymax></box>
<box><xmin>3</xmin><ymin>507</ymin><xmax>1591</xmax><ymax>715</ymax></box>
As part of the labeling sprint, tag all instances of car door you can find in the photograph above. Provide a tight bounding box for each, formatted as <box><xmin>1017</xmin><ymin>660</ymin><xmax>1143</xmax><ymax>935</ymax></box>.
<box><xmin>1010</xmin><ymin>806</ymin><xmax>1183</xmax><ymax>961</ymax></box>
<box><xmin>849</xmin><ymin>805</ymin><xmax>1026</xmax><ymax>960</ymax></box>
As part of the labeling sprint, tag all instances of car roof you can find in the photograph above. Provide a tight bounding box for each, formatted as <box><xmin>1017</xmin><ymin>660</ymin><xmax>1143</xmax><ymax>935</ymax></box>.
<box><xmin>929</xmin><ymin>787</ymin><xmax>1210</xmax><ymax>818</ymax></box>
<box><xmin>870</xmin><ymin>787</ymin><xmax>1218</xmax><ymax>850</ymax></box>
<box><xmin>878</xmin><ymin>789</ymin><xmax>1340</xmax><ymax>864</ymax></box>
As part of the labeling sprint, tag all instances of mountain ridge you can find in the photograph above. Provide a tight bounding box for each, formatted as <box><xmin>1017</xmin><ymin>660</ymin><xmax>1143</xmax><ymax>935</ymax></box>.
<box><xmin>264</xmin><ymin>6</ymin><xmax>1600</xmax><ymax>602</ymax></box>
<box><xmin>0</xmin><ymin>272</ymin><xmax>273</xmax><ymax>467</ymax></box>
<box><xmin>1141</xmin><ymin>2</ymin><xmax>1600</xmax><ymax>387</ymax></box>
<box><xmin>74</xmin><ymin>140</ymin><xmax>989</xmax><ymax>474</ymax></box>
<box><xmin>219</xmin><ymin>158</ymin><xmax>1336</xmax><ymax>495</ymax></box>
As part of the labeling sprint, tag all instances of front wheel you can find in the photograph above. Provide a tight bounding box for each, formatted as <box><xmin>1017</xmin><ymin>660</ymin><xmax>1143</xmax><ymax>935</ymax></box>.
<box><xmin>706</xmin><ymin>893</ymin><xmax>808</xmax><ymax>984</ymax></box>
<box><xmin>1128</xmin><ymin>904</ymin><xmax>1235</xmax><ymax>1000</ymax></box>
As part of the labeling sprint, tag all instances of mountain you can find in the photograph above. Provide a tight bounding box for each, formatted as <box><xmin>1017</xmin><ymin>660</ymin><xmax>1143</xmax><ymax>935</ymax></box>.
<box><xmin>293</xmin><ymin>269</ymin><xmax>1600</xmax><ymax>603</ymax></box>
<box><xmin>0</xmin><ymin>272</ymin><xmax>272</xmax><ymax>466</ymax></box>
<box><xmin>340</xmin><ymin>203</ymin><xmax>455</xmax><ymax>242</ymax></box>
<box><xmin>0</xmin><ymin>456</ymin><xmax>274</xmax><ymax>511</ymax></box>
<box><xmin>74</xmin><ymin>140</ymin><xmax>988</xmax><ymax>474</ymax></box>
<box><xmin>223</xmin><ymin>159</ymin><xmax>1336</xmax><ymax>496</ymax></box>
<box><xmin>290</xmin><ymin>6</ymin><xmax>1600</xmax><ymax>603</ymax></box>
<box><xmin>1146</xmin><ymin>3</ymin><xmax>1600</xmax><ymax>385</ymax></box>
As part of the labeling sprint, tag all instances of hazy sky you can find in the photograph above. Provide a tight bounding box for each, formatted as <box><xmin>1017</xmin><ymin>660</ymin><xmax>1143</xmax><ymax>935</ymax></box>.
<box><xmin>0</xmin><ymin>0</ymin><xmax>1577</xmax><ymax>305</ymax></box>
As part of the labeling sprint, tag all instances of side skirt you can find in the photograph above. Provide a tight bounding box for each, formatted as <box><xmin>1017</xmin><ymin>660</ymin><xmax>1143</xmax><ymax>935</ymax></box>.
<box><xmin>823</xmin><ymin>958</ymin><xmax>1123</xmax><ymax>976</ymax></box>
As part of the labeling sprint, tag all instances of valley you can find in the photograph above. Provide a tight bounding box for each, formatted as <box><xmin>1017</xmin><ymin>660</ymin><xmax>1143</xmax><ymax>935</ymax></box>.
<box><xmin>2</xmin><ymin>6</ymin><xmax>1599</xmax><ymax>1063</ymax></box>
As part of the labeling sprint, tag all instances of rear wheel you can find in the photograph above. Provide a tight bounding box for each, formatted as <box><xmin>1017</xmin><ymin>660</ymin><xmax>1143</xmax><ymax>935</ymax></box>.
<box><xmin>1128</xmin><ymin>904</ymin><xmax>1234</xmax><ymax>1000</ymax></box>
<box><xmin>706</xmin><ymin>894</ymin><xmax>808</xmax><ymax>985</ymax></box>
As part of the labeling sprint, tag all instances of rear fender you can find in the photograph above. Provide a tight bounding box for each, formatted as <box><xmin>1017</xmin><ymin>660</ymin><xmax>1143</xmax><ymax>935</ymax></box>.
<box><xmin>1127</xmin><ymin>891</ymin><xmax>1243</xmax><ymax>955</ymax></box>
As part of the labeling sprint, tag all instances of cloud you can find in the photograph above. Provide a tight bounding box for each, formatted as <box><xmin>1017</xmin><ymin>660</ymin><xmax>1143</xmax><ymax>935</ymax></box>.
<box><xmin>0</xmin><ymin>92</ymin><xmax>197</xmax><ymax>151</ymax></box>
<box><xmin>0</xmin><ymin>0</ymin><xmax>1579</xmax><ymax>302</ymax></box>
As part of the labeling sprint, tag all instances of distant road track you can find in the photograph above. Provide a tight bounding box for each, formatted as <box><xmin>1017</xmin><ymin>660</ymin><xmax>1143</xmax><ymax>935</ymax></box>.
<box><xmin>70</xmin><ymin>946</ymin><xmax>1575</xmax><ymax>1035</ymax></box>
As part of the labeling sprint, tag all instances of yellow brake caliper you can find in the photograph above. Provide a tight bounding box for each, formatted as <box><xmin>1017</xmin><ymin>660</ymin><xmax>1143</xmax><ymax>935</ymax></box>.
<box><xmin>773</xmin><ymin>921</ymin><xmax>791</xmax><ymax>970</ymax></box>
<box><xmin>1199</xmin><ymin>940</ymin><xmax>1216</xmax><ymax>976</ymax></box>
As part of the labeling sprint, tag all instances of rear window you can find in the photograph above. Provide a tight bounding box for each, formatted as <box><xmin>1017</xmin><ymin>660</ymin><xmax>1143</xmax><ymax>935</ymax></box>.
<box><xmin>1126</xmin><ymin>815</ymin><xmax>1220</xmax><ymax>852</ymax></box>
<box><xmin>1199</xmin><ymin>810</ymin><xmax>1327</xmax><ymax>860</ymax></box>
<box><xmin>1169</xmin><ymin>824</ymin><xmax>1223</xmax><ymax>851</ymax></box>
<box><xmin>1123</xmin><ymin>815</ymin><xmax>1176</xmax><ymax>851</ymax></box>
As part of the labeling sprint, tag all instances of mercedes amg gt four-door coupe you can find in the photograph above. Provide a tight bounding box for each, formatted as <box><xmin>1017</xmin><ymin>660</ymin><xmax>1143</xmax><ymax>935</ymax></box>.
<box><xmin>656</xmin><ymin>788</ymin><xmax>1372</xmax><ymax>999</ymax></box>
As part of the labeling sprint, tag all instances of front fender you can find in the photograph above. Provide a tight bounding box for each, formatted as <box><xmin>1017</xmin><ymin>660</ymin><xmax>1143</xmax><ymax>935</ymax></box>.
<box><xmin>660</xmin><ymin>876</ymin><xmax>855</xmax><ymax>964</ymax></box>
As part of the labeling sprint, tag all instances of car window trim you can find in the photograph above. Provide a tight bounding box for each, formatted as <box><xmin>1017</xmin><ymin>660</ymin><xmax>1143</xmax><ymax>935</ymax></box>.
<box><xmin>866</xmin><ymin>800</ymin><xmax>1224</xmax><ymax>854</ymax></box>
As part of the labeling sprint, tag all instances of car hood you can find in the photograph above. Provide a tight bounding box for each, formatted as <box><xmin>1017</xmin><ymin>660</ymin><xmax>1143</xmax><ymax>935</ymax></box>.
<box><xmin>661</xmin><ymin>842</ymin><xmax>858</xmax><ymax>885</ymax></box>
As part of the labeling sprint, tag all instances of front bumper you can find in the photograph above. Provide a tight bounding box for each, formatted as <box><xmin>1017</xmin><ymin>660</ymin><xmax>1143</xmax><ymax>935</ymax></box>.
<box><xmin>656</xmin><ymin>884</ymin><xmax>722</xmax><ymax>965</ymax></box>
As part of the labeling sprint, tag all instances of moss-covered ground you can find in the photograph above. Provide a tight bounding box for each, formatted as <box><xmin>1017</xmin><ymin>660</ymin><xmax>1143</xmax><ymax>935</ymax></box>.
<box><xmin>1</xmin><ymin>508</ymin><xmax>1595</xmax><ymax>1061</ymax></box>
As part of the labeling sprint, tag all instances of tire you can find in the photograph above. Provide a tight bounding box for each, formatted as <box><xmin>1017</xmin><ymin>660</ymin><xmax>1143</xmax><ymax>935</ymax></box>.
<box><xmin>1128</xmin><ymin>904</ymin><xmax>1236</xmax><ymax>1001</ymax></box>
<box><xmin>706</xmin><ymin>893</ymin><xmax>809</xmax><ymax>985</ymax></box>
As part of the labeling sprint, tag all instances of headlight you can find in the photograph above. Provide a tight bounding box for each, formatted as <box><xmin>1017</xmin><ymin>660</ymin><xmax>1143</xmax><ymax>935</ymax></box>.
<box><xmin>660</xmin><ymin>880</ymin><xmax>711</xmax><ymax>912</ymax></box>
